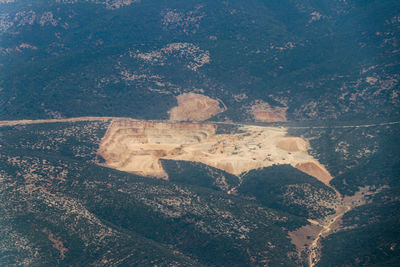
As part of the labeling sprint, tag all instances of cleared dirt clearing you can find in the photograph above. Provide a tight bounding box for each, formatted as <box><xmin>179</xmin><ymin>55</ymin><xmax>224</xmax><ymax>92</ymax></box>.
<box><xmin>295</xmin><ymin>162</ymin><xmax>333</xmax><ymax>185</ymax></box>
<box><xmin>276</xmin><ymin>137</ymin><xmax>309</xmax><ymax>152</ymax></box>
<box><xmin>169</xmin><ymin>93</ymin><xmax>226</xmax><ymax>121</ymax></box>
<box><xmin>98</xmin><ymin>119</ymin><xmax>333</xmax><ymax>184</ymax></box>
<box><xmin>250</xmin><ymin>101</ymin><xmax>287</xmax><ymax>122</ymax></box>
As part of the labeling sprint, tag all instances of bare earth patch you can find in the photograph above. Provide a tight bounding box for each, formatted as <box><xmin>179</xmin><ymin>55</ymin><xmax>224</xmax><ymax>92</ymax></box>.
<box><xmin>276</xmin><ymin>137</ymin><xmax>309</xmax><ymax>152</ymax></box>
<box><xmin>295</xmin><ymin>162</ymin><xmax>333</xmax><ymax>185</ymax></box>
<box><xmin>98</xmin><ymin>119</ymin><xmax>332</xmax><ymax>185</ymax></box>
<box><xmin>42</xmin><ymin>228</ymin><xmax>68</xmax><ymax>260</ymax></box>
<box><xmin>288</xmin><ymin>221</ymin><xmax>322</xmax><ymax>256</ymax></box>
<box><xmin>251</xmin><ymin>100</ymin><xmax>287</xmax><ymax>122</ymax></box>
<box><xmin>169</xmin><ymin>93</ymin><xmax>226</xmax><ymax>121</ymax></box>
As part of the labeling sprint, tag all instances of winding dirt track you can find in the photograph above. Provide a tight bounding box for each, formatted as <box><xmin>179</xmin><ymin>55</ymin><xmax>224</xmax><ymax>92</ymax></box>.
<box><xmin>308</xmin><ymin>205</ymin><xmax>351</xmax><ymax>267</ymax></box>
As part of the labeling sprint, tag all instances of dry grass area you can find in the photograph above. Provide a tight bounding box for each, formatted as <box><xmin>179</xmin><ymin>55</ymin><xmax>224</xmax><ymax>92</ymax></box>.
<box><xmin>42</xmin><ymin>228</ymin><xmax>68</xmax><ymax>260</ymax></box>
<box><xmin>288</xmin><ymin>221</ymin><xmax>323</xmax><ymax>255</ymax></box>
<box><xmin>169</xmin><ymin>93</ymin><xmax>226</xmax><ymax>121</ymax></box>
<box><xmin>98</xmin><ymin>119</ymin><xmax>332</xmax><ymax>184</ymax></box>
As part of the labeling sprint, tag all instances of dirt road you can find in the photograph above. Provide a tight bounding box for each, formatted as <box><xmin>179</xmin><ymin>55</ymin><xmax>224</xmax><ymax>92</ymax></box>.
<box><xmin>1</xmin><ymin>117</ymin><xmax>399</xmax><ymax>129</ymax></box>
<box><xmin>0</xmin><ymin>117</ymin><xmax>117</xmax><ymax>127</ymax></box>
<box><xmin>308</xmin><ymin>205</ymin><xmax>351</xmax><ymax>267</ymax></box>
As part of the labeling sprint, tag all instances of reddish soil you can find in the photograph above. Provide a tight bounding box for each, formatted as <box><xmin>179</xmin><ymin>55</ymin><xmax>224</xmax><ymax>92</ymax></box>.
<box><xmin>250</xmin><ymin>101</ymin><xmax>287</xmax><ymax>122</ymax></box>
<box><xmin>252</xmin><ymin>108</ymin><xmax>287</xmax><ymax>122</ymax></box>
<box><xmin>295</xmin><ymin>162</ymin><xmax>333</xmax><ymax>185</ymax></box>
<box><xmin>169</xmin><ymin>93</ymin><xmax>226</xmax><ymax>121</ymax></box>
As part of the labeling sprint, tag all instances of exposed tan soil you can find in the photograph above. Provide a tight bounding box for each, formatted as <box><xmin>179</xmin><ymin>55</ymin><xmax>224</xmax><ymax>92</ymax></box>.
<box><xmin>98</xmin><ymin>119</ymin><xmax>332</xmax><ymax>184</ymax></box>
<box><xmin>308</xmin><ymin>205</ymin><xmax>351</xmax><ymax>267</ymax></box>
<box><xmin>276</xmin><ymin>137</ymin><xmax>309</xmax><ymax>152</ymax></box>
<box><xmin>252</xmin><ymin>108</ymin><xmax>287</xmax><ymax>122</ymax></box>
<box><xmin>98</xmin><ymin>119</ymin><xmax>216</xmax><ymax>178</ymax></box>
<box><xmin>169</xmin><ymin>93</ymin><xmax>226</xmax><ymax>121</ymax></box>
<box><xmin>288</xmin><ymin>221</ymin><xmax>322</xmax><ymax>255</ymax></box>
<box><xmin>295</xmin><ymin>162</ymin><xmax>333</xmax><ymax>185</ymax></box>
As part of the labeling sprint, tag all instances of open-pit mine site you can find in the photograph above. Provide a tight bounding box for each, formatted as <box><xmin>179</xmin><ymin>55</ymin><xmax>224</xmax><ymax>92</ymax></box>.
<box><xmin>0</xmin><ymin>116</ymin><xmax>398</xmax><ymax>266</ymax></box>
<box><xmin>2</xmin><ymin>0</ymin><xmax>399</xmax><ymax>265</ymax></box>
<box><xmin>97</xmin><ymin>119</ymin><xmax>332</xmax><ymax>184</ymax></box>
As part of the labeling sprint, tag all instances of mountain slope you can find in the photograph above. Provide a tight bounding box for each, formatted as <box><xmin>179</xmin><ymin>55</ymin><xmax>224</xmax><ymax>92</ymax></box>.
<box><xmin>0</xmin><ymin>0</ymin><xmax>399</xmax><ymax>122</ymax></box>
